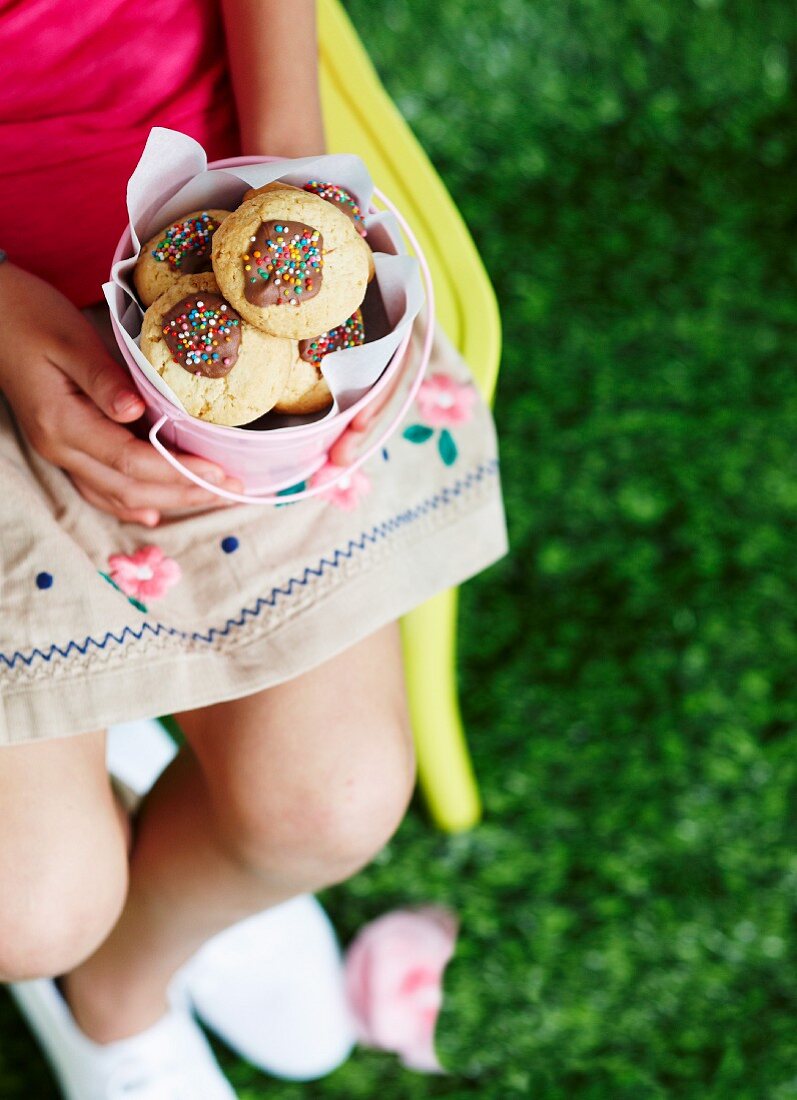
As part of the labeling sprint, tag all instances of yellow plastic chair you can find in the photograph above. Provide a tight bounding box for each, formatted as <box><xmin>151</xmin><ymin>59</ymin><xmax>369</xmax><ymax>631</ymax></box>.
<box><xmin>318</xmin><ymin>0</ymin><xmax>502</xmax><ymax>832</ymax></box>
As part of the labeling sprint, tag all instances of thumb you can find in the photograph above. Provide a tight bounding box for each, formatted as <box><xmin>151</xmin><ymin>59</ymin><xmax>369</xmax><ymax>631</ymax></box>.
<box><xmin>58</xmin><ymin>336</ymin><xmax>145</xmax><ymax>424</ymax></box>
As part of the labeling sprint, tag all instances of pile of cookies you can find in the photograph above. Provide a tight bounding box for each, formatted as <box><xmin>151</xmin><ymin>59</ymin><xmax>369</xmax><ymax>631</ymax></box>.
<box><xmin>134</xmin><ymin>179</ymin><xmax>373</xmax><ymax>426</ymax></box>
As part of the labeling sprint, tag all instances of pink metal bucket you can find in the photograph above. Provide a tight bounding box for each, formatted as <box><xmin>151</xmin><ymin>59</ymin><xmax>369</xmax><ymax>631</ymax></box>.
<box><xmin>109</xmin><ymin>155</ymin><xmax>435</xmax><ymax>505</ymax></box>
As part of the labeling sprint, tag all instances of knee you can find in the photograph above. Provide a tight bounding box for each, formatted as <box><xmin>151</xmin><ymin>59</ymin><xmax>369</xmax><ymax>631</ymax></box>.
<box><xmin>297</xmin><ymin>745</ymin><xmax>416</xmax><ymax>881</ymax></box>
<box><xmin>214</xmin><ymin>717</ymin><xmax>416</xmax><ymax>885</ymax></box>
<box><xmin>0</xmin><ymin>843</ymin><xmax>128</xmax><ymax>982</ymax></box>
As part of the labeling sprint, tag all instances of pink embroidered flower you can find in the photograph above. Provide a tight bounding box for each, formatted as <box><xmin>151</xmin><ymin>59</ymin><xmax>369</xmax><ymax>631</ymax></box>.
<box><xmin>344</xmin><ymin>907</ymin><xmax>458</xmax><ymax>1073</ymax></box>
<box><xmin>107</xmin><ymin>546</ymin><xmax>181</xmax><ymax>601</ymax></box>
<box><xmin>309</xmin><ymin>462</ymin><xmax>371</xmax><ymax>511</ymax></box>
<box><xmin>416</xmin><ymin>374</ymin><xmax>475</xmax><ymax>428</ymax></box>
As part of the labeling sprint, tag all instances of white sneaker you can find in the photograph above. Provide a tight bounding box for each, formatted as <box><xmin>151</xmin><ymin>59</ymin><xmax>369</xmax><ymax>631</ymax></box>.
<box><xmin>177</xmin><ymin>895</ymin><xmax>356</xmax><ymax>1081</ymax></box>
<box><xmin>8</xmin><ymin>976</ymin><xmax>236</xmax><ymax>1099</ymax></box>
<box><xmin>107</xmin><ymin>720</ymin><xmax>355</xmax><ymax>1080</ymax></box>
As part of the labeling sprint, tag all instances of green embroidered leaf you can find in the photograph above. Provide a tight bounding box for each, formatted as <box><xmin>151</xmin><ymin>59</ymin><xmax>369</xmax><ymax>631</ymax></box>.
<box><xmin>278</xmin><ymin>480</ymin><xmax>307</xmax><ymax>497</ymax></box>
<box><xmin>403</xmin><ymin>424</ymin><xmax>434</xmax><ymax>444</ymax></box>
<box><xmin>438</xmin><ymin>428</ymin><xmax>458</xmax><ymax>466</ymax></box>
<box><xmin>276</xmin><ymin>480</ymin><xmax>307</xmax><ymax>508</ymax></box>
<box><xmin>99</xmin><ymin>571</ymin><xmax>146</xmax><ymax>613</ymax></box>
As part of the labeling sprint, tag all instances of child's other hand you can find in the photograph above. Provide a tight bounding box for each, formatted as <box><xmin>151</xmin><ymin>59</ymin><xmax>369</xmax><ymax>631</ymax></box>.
<box><xmin>0</xmin><ymin>264</ymin><xmax>242</xmax><ymax>526</ymax></box>
<box><xmin>328</xmin><ymin>342</ymin><xmax>410</xmax><ymax>468</ymax></box>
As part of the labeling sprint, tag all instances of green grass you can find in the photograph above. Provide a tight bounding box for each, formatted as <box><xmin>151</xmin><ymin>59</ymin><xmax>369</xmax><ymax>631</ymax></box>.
<box><xmin>4</xmin><ymin>0</ymin><xmax>797</xmax><ymax>1096</ymax></box>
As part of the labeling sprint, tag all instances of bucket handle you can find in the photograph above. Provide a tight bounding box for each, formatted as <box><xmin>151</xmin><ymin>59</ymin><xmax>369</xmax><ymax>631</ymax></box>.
<box><xmin>148</xmin><ymin>186</ymin><xmax>435</xmax><ymax>506</ymax></box>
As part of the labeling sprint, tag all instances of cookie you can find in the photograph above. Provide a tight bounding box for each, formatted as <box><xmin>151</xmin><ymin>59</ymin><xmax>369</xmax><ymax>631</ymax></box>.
<box><xmin>302</xmin><ymin>180</ymin><xmax>375</xmax><ymax>283</ymax></box>
<box><xmin>242</xmin><ymin>181</ymin><xmax>304</xmax><ymax>202</ymax></box>
<box><xmin>275</xmin><ymin>309</ymin><xmax>365</xmax><ymax>415</ymax></box>
<box><xmin>242</xmin><ymin>180</ymin><xmax>374</xmax><ymax>281</ymax></box>
<box><xmin>302</xmin><ymin>181</ymin><xmax>368</xmax><ymax>238</ymax></box>
<box><xmin>134</xmin><ymin>210</ymin><xmax>232</xmax><ymax>307</ymax></box>
<box><xmin>140</xmin><ymin>274</ymin><xmax>293</xmax><ymax>426</ymax></box>
<box><xmin>212</xmin><ymin>190</ymin><xmax>369</xmax><ymax>339</ymax></box>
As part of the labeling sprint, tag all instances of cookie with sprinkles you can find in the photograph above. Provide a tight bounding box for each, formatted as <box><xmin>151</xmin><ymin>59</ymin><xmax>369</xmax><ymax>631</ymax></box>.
<box><xmin>212</xmin><ymin>189</ymin><xmax>369</xmax><ymax>340</ymax></box>
<box><xmin>301</xmin><ymin>181</ymin><xmax>375</xmax><ymax>282</ymax></box>
<box><xmin>243</xmin><ymin>220</ymin><xmax>324</xmax><ymax>309</ymax></box>
<box><xmin>303</xmin><ymin>181</ymin><xmax>367</xmax><ymax>238</ymax></box>
<box><xmin>134</xmin><ymin>209</ymin><xmax>233</xmax><ymax>307</ymax></box>
<box><xmin>243</xmin><ymin>180</ymin><xmax>374</xmax><ymax>281</ymax></box>
<box><xmin>160</xmin><ymin>292</ymin><xmax>242</xmax><ymax>379</ymax></box>
<box><xmin>140</xmin><ymin>274</ymin><xmax>293</xmax><ymax>426</ymax></box>
<box><xmin>275</xmin><ymin>309</ymin><xmax>366</xmax><ymax>415</ymax></box>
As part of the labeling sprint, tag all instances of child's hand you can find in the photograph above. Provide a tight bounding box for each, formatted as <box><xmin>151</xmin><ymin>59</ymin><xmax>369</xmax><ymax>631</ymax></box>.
<box><xmin>328</xmin><ymin>342</ymin><xmax>410</xmax><ymax>468</ymax></box>
<box><xmin>0</xmin><ymin>264</ymin><xmax>242</xmax><ymax>526</ymax></box>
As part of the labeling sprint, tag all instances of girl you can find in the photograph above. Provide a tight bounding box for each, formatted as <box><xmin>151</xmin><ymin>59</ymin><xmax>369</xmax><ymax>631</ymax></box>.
<box><xmin>0</xmin><ymin>0</ymin><xmax>506</xmax><ymax>1094</ymax></box>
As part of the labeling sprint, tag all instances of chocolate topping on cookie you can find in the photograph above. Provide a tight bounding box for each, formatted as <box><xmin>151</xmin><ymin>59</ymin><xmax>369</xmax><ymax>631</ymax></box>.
<box><xmin>303</xmin><ymin>181</ymin><xmax>367</xmax><ymax>237</ymax></box>
<box><xmin>162</xmin><ymin>293</ymin><xmax>242</xmax><ymax>378</ymax></box>
<box><xmin>299</xmin><ymin>309</ymin><xmax>365</xmax><ymax>367</ymax></box>
<box><xmin>152</xmin><ymin>212</ymin><xmax>220</xmax><ymax>273</ymax></box>
<box><xmin>242</xmin><ymin>220</ymin><xmax>323</xmax><ymax>308</ymax></box>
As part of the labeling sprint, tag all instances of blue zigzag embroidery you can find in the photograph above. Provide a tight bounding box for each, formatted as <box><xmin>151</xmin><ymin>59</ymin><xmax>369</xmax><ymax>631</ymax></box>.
<box><xmin>0</xmin><ymin>460</ymin><xmax>499</xmax><ymax>673</ymax></box>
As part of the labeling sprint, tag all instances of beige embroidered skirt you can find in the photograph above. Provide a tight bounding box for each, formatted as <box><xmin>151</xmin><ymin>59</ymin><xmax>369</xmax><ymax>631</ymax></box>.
<box><xmin>0</xmin><ymin>307</ymin><xmax>507</xmax><ymax>744</ymax></box>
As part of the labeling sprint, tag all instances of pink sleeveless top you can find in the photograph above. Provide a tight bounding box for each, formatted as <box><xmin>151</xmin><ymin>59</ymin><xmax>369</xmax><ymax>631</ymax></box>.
<box><xmin>0</xmin><ymin>0</ymin><xmax>240</xmax><ymax>307</ymax></box>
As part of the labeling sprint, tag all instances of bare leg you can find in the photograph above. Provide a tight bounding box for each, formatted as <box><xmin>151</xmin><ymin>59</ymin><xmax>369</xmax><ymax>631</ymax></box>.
<box><xmin>61</xmin><ymin>623</ymin><xmax>415</xmax><ymax>1042</ymax></box>
<box><xmin>0</xmin><ymin>730</ymin><xmax>129</xmax><ymax>984</ymax></box>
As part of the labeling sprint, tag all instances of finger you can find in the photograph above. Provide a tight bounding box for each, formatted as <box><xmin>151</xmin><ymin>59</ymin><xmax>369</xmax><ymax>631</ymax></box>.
<box><xmin>59</xmin><ymin>395</ymin><xmax>243</xmax><ymax>492</ymax></box>
<box><xmin>54</xmin><ymin>326</ymin><xmax>146</xmax><ymax>425</ymax></box>
<box><xmin>165</xmin><ymin>452</ymin><xmax>245</xmax><ymax>494</ymax></box>
<box><xmin>349</xmin><ymin>346</ymin><xmax>410</xmax><ymax>433</ymax></box>
<box><xmin>67</xmin><ymin>451</ymin><xmax>236</xmax><ymax>514</ymax></box>
<box><xmin>328</xmin><ymin>427</ymin><xmax>360</xmax><ymax>469</ymax></box>
<box><xmin>329</xmin><ymin>349</ymin><xmax>412</xmax><ymax>467</ymax></box>
<box><xmin>71</xmin><ymin>476</ymin><xmax>161</xmax><ymax>528</ymax></box>
<box><xmin>328</xmin><ymin>372</ymin><xmax>403</xmax><ymax>466</ymax></box>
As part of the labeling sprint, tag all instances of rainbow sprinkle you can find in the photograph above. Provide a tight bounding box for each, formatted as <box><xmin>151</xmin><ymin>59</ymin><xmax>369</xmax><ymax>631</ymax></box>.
<box><xmin>162</xmin><ymin>296</ymin><xmax>241</xmax><ymax>373</ymax></box>
<box><xmin>303</xmin><ymin>181</ymin><xmax>367</xmax><ymax>237</ymax></box>
<box><xmin>300</xmin><ymin>309</ymin><xmax>365</xmax><ymax>366</ymax></box>
<box><xmin>244</xmin><ymin>222</ymin><xmax>322</xmax><ymax>306</ymax></box>
<box><xmin>152</xmin><ymin>213</ymin><xmax>219</xmax><ymax>269</ymax></box>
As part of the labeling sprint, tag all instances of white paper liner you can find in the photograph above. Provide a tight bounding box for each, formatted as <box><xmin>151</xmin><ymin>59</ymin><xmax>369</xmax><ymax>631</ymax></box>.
<box><xmin>102</xmin><ymin>128</ymin><xmax>423</xmax><ymax>426</ymax></box>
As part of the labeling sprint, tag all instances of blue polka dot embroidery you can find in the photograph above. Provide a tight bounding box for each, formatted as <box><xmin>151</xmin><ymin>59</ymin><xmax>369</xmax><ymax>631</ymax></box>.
<box><xmin>36</xmin><ymin>572</ymin><xmax>53</xmax><ymax>590</ymax></box>
<box><xmin>221</xmin><ymin>536</ymin><xmax>239</xmax><ymax>554</ymax></box>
